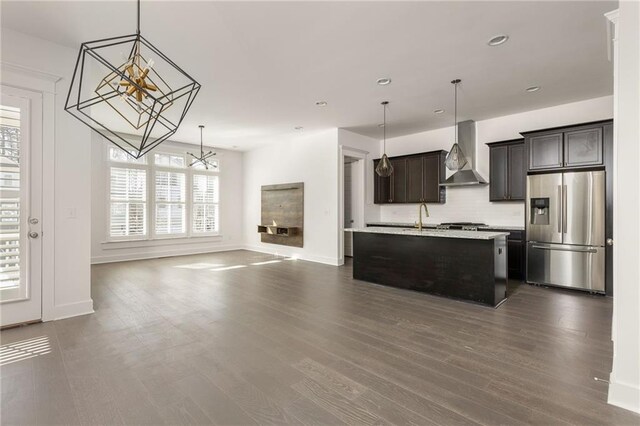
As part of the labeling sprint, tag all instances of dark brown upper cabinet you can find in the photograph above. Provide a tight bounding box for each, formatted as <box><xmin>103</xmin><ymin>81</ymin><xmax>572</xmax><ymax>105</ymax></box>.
<box><xmin>527</xmin><ymin>133</ymin><xmax>563</xmax><ymax>170</ymax></box>
<box><xmin>373</xmin><ymin>150</ymin><xmax>446</xmax><ymax>204</ymax></box>
<box><xmin>564</xmin><ymin>127</ymin><xmax>603</xmax><ymax>167</ymax></box>
<box><xmin>487</xmin><ymin>139</ymin><xmax>525</xmax><ymax>201</ymax></box>
<box><xmin>523</xmin><ymin>121</ymin><xmax>607</xmax><ymax>172</ymax></box>
<box><xmin>422</xmin><ymin>151</ymin><xmax>447</xmax><ymax>203</ymax></box>
<box><xmin>406</xmin><ymin>156</ymin><xmax>424</xmax><ymax>203</ymax></box>
<box><xmin>390</xmin><ymin>158</ymin><xmax>407</xmax><ymax>203</ymax></box>
<box><xmin>373</xmin><ymin>159</ymin><xmax>391</xmax><ymax>204</ymax></box>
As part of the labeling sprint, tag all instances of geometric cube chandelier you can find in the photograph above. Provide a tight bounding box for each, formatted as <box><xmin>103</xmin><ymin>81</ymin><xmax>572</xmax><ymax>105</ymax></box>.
<box><xmin>65</xmin><ymin>0</ymin><xmax>201</xmax><ymax>159</ymax></box>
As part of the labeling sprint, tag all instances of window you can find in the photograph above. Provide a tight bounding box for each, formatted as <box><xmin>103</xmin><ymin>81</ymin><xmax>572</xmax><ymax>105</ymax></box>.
<box><xmin>109</xmin><ymin>167</ymin><xmax>147</xmax><ymax>237</ymax></box>
<box><xmin>154</xmin><ymin>153</ymin><xmax>185</xmax><ymax>168</ymax></box>
<box><xmin>192</xmin><ymin>174</ymin><xmax>219</xmax><ymax>233</ymax></box>
<box><xmin>154</xmin><ymin>170</ymin><xmax>186</xmax><ymax>235</ymax></box>
<box><xmin>107</xmin><ymin>146</ymin><xmax>219</xmax><ymax>241</ymax></box>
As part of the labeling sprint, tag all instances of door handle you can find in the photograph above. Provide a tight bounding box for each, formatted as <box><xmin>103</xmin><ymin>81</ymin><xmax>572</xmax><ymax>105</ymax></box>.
<box><xmin>562</xmin><ymin>184</ymin><xmax>568</xmax><ymax>233</ymax></box>
<box><xmin>28</xmin><ymin>231</ymin><xmax>39</xmax><ymax>239</ymax></box>
<box><xmin>557</xmin><ymin>185</ymin><xmax>562</xmax><ymax>233</ymax></box>
<box><xmin>28</xmin><ymin>217</ymin><xmax>39</xmax><ymax>225</ymax></box>
<box><xmin>531</xmin><ymin>244</ymin><xmax>597</xmax><ymax>254</ymax></box>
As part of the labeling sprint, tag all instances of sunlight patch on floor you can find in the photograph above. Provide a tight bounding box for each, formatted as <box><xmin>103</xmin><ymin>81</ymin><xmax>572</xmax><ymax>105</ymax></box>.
<box><xmin>174</xmin><ymin>262</ymin><xmax>226</xmax><ymax>270</ymax></box>
<box><xmin>0</xmin><ymin>335</ymin><xmax>51</xmax><ymax>366</ymax></box>
<box><xmin>210</xmin><ymin>265</ymin><xmax>248</xmax><ymax>272</ymax></box>
<box><xmin>250</xmin><ymin>260</ymin><xmax>282</xmax><ymax>266</ymax></box>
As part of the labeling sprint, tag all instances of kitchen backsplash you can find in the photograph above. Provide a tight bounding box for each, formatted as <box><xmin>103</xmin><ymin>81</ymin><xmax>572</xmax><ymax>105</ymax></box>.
<box><xmin>378</xmin><ymin>185</ymin><xmax>525</xmax><ymax>227</ymax></box>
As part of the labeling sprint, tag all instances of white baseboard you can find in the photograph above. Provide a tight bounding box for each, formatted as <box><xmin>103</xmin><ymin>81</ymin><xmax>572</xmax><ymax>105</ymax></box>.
<box><xmin>243</xmin><ymin>244</ymin><xmax>340</xmax><ymax>266</ymax></box>
<box><xmin>91</xmin><ymin>244</ymin><xmax>244</xmax><ymax>264</ymax></box>
<box><xmin>608</xmin><ymin>377</ymin><xmax>640</xmax><ymax>414</ymax></box>
<box><xmin>52</xmin><ymin>299</ymin><xmax>94</xmax><ymax>321</ymax></box>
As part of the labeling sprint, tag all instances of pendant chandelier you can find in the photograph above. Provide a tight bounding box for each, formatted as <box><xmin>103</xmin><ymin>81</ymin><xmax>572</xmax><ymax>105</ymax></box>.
<box><xmin>444</xmin><ymin>79</ymin><xmax>468</xmax><ymax>171</ymax></box>
<box><xmin>65</xmin><ymin>0</ymin><xmax>201</xmax><ymax>159</ymax></box>
<box><xmin>188</xmin><ymin>125</ymin><xmax>217</xmax><ymax>169</ymax></box>
<box><xmin>375</xmin><ymin>101</ymin><xmax>394</xmax><ymax>177</ymax></box>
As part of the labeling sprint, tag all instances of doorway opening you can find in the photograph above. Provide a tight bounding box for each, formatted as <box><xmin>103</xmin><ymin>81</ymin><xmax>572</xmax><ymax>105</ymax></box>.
<box><xmin>343</xmin><ymin>155</ymin><xmax>364</xmax><ymax>258</ymax></box>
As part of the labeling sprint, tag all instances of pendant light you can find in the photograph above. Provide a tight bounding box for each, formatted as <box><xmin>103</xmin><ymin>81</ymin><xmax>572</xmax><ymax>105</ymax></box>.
<box><xmin>188</xmin><ymin>125</ymin><xmax>217</xmax><ymax>169</ymax></box>
<box><xmin>375</xmin><ymin>101</ymin><xmax>394</xmax><ymax>177</ymax></box>
<box><xmin>65</xmin><ymin>0</ymin><xmax>201</xmax><ymax>159</ymax></box>
<box><xmin>444</xmin><ymin>79</ymin><xmax>468</xmax><ymax>171</ymax></box>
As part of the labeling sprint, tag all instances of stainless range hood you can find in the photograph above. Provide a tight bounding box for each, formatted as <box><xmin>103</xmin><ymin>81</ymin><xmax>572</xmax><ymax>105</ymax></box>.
<box><xmin>441</xmin><ymin>120</ymin><xmax>488</xmax><ymax>187</ymax></box>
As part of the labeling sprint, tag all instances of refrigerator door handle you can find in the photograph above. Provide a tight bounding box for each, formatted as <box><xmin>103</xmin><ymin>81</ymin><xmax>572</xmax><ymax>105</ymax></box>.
<box><xmin>562</xmin><ymin>184</ymin><xmax>568</xmax><ymax>234</ymax></box>
<box><xmin>557</xmin><ymin>185</ymin><xmax>563</xmax><ymax>233</ymax></box>
<box><xmin>531</xmin><ymin>244</ymin><xmax>598</xmax><ymax>254</ymax></box>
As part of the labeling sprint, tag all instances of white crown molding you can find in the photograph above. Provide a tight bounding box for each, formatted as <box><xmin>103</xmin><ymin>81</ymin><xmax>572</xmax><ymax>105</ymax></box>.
<box><xmin>604</xmin><ymin>9</ymin><xmax>619</xmax><ymax>62</ymax></box>
<box><xmin>604</xmin><ymin>9</ymin><xmax>619</xmax><ymax>25</ymax></box>
<box><xmin>1</xmin><ymin>62</ymin><xmax>62</xmax><ymax>93</ymax></box>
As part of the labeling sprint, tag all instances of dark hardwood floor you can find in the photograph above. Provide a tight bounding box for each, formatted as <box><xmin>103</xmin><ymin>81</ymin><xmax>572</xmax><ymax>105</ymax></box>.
<box><xmin>1</xmin><ymin>250</ymin><xmax>638</xmax><ymax>425</ymax></box>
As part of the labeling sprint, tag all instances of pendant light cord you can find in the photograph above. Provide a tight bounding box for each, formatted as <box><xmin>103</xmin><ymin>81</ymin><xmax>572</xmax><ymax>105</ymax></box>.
<box><xmin>454</xmin><ymin>81</ymin><xmax>458</xmax><ymax>144</ymax></box>
<box><xmin>137</xmin><ymin>0</ymin><xmax>141</xmax><ymax>35</ymax></box>
<box><xmin>383</xmin><ymin>103</ymin><xmax>387</xmax><ymax>152</ymax></box>
<box><xmin>200</xmin><ymin>126</ymin><xmax>204</xmax><ymax>156</ymax></box>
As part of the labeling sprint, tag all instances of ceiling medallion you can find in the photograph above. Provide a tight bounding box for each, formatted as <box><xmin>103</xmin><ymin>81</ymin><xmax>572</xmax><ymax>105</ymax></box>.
<box><xmin>65</xmin><ymin>0</ymin><xmax>201</xmax><ymax>159</ymax></box>
<box><xmin>188</xmin><ymin>125</ymin><xmax>217</xmax><ymax>169</ymax></box>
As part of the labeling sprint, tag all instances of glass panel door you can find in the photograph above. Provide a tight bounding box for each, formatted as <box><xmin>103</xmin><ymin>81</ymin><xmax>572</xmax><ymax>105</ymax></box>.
<box><xmin>0</xmin><ymin>86</ymin><xmax>42</xmax><ymax>326</ymax></box>
<box><xmin>0</xmin><ymin>104</ymin><xmax>24</xmax><ymax>301</ymax></box>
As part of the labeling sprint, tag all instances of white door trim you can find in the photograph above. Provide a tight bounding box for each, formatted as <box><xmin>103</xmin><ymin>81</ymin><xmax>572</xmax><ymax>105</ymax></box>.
<box><xmin>1</xmin><ymin>63</ymin><xmax>58</xmax><ymax>322</ymax></box>
<box><xmin>337</xmin><ymin>147</ymin><xmax>368</xmax><ymax>265</ymax></box>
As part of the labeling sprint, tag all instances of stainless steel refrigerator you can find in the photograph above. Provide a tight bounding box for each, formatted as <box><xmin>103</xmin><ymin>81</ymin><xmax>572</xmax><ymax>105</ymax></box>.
<box><xmin>526</xmin><ymin>170</ymin><xmax>605</xmax><ymax>292</ymax></box>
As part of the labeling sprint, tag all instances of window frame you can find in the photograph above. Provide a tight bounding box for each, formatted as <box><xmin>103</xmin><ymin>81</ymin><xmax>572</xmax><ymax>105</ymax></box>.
<box><xmin>106</xmin><ymin>156</ymin><xmax>148</xmax><ymax>242</ymax></box>
<box><xmin>191</xmin><ymin>173</ymin><xmax>220</xmax><ymax>235</ymax></box>
<box><xmin>105</xmin><ymin>144</ymin><xmax>221</xmax><ymax>243</ymax></box>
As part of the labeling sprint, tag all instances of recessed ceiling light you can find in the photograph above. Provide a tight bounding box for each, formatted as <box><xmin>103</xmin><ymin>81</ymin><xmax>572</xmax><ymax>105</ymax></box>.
<box><xmin>434</xmin><ymin>109</ymin><xmax>445</xmax><ymax>114</ymax></box>
<box><xmin>378</xmin><ymin>123</ymin><xmax>385</xmax><ymax>128</ymax></box>
<box><xmin>315</xmin><ymin>101</ymin><xmax>328</xmax><ymax>107</ymax></box>
<box><xmin>376</xmin><ymin>77</ymin><xmax>392</xmax><ymax>86</ymax></box>
<box><xmin>525</xmin><ymin>86</ymin><xmax>541</xmax><ymax>92</ymax></box>
<box><xmin>487</xmin><ymin>34</ymin><xmax>509</xmax><ymax>46</ymax></box>
<box><xmin>294</xmin><ymin>126</ymin><xmax>304</xmax><ymax>131</ymax></box>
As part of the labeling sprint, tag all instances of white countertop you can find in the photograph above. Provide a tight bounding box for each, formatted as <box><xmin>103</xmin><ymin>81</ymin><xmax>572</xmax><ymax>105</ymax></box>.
<box><xmin>366</xmin><ymin>222</ymin><xmax>525</xmax><ymax>231</ymax></box>
<box><xmin>346</xmin><ymin>227</ymin><xmax>510</xmax><ymax>240</ymax></box>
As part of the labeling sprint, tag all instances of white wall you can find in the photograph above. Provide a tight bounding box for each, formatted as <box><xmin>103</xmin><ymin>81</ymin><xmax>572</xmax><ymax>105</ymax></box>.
<box><xmin>1</xmin><ymin>29</ymin><xmax>93</xmax><ymax>319</ymax></box>
<box><xmin>243</xmin><ymin>129</ymin><xmax>340</xmax><ymax>265</ymax></box>
<box><xmin>378</xmin><ymin>96</ymin><xmax>613</xmax><ymax>227</ymax></box>
<box><xmin>608</xmin><ymin>3</ymin><xmax>640</xmax><ymax>414</ymax></box>
<box><xmin>90</xmin><ymin>137</ymin><xmax>244</xmax><ymax>264</ymax></box>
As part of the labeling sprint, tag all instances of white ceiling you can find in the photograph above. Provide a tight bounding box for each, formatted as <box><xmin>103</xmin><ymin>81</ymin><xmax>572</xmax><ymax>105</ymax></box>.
<box><xmin>1</xmin><ymin>1</ymin><xmax>616</xmax><ymax>150</ymax></box>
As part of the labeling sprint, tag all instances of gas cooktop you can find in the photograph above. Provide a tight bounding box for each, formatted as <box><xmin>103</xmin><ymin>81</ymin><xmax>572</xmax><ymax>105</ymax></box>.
<box><xmin>437</xmin><ymin>222</ymin><xmax>488</xmax><ymax>231</ymax></box>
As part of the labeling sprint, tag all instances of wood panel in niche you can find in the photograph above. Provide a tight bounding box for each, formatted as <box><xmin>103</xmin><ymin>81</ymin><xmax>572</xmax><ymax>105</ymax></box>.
<box><xmin>259</xmin><ymin>182</ymin><xmax>304</xmax><ymax>247</ymax></box>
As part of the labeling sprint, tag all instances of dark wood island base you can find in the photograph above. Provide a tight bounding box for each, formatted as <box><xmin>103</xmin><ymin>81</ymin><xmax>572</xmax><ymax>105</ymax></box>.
<box><xmin>352</xmin><ymin>231</ymin><xmax>508</xmax><ymax>307</ymax></box>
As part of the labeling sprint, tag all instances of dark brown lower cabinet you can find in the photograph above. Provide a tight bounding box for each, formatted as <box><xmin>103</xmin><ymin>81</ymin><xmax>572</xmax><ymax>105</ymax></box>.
<box><xmin>478</xmin><ymin>228</ymin><xmax>525</xmax><ymax>280</ymax></box>
<box><xmin>508</xmin><ymin>239</ymin><xmax>524</xmax><ymax>280</ymax></box>
<box><xmin>373</xmin><ymin>150</ymin><xmax>446</xmax><ymax>204</ymax></box>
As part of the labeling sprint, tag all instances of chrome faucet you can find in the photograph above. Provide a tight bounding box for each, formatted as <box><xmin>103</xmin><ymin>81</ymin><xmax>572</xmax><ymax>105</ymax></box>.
<box><xmin>415</xmin><ymin>203</ymin><xmax>430</xmax><ymax>231</ymax></box>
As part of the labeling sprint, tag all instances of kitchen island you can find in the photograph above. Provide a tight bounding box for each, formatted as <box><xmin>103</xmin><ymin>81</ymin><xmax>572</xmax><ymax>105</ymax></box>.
<box><xmin>347</xmin><ymin>227</ymin><xmax>509</xmax><ymax>307</ymax></box>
